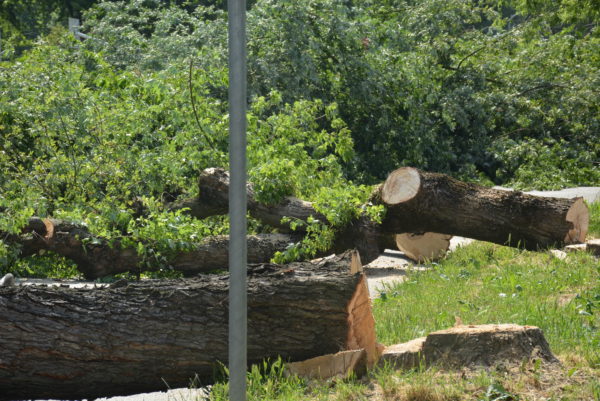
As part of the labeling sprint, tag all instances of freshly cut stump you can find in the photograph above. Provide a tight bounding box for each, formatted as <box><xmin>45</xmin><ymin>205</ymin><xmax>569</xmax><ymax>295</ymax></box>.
<box><xmin>380</xmin><ymin>324</ymin><xmax>558</xmax><ymax>370</ymax></box>
<box><xmin>0</xmin><ymin>251</ymin><xmax>377</xmax><ymax>400</ymax></box>
<box><xmin>377</xmin><ymin>167</ymin><xmax>589</xmax><ymax>250</ymax></box>
<box><xmin>395</xmin><ymin>233</ymin><xmax>452</xmax><ymax>262</ymax></box>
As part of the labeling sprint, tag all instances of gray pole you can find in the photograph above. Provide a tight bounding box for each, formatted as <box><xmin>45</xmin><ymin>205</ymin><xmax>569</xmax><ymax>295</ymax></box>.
<box><xmin>227</xmin><ymin>0</ymin><xmax>247</xmax><ymax>400</ymax></box>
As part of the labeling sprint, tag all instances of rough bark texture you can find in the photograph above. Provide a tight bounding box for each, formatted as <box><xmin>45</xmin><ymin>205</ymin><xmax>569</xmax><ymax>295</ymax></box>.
<box><xmin>174</xmin><ymin>168</ymin><xmax>386</xmax><ymax>263</ymax></box>
<box><xmin>376</xmin><ymin>167</ymin><xmax>589</xmax><ymax>250</ymax></box>
<box><xmin>6</xmin><ymin>218</ymin><xmax>298</xmax><ymax>279</ymax></box>
<box><xmin>0</xmin><ymin>252</ymin><xmax>376</xmax><ymax>400</ymax></box>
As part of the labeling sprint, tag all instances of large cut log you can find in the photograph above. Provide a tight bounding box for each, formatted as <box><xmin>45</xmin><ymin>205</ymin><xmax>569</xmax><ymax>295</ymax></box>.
<box><xmin>173</xmin><ymin>168</ymin><xmax>386</xmax><ymax>263</ymax></box>
<box><xmin>376</xmin><ymin>167</ymin><xmax>588</xmax><ymax>250</ymax></box>
<box><xmin>172</xmin><ymin>167</ymin><xmax>328</xmax><ymax>232</ymax></box>
<box><xmin>0</xmin><ymin>251</ymin><xmax>378</xmax><ymax>400</ymax></box>
<box><xmin>8</xmin><ymin>218</ymin><xmax>298</xmax><ymax>279</ymax></box>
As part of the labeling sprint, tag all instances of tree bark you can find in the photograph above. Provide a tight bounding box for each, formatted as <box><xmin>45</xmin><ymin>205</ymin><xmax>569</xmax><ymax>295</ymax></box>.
<box><xmin>376</xmin><ymin>167</ymin><xmax>588</xmax><ymax>249</ymax></box>
<box><xmin>173</xmin><ymin>168</ymin><xmax>387</xmax><ymax>262</ymax></box>
<box><xmin>171</xmin><ymin>167</ymin><xmax>328</xmax><ymax>232</ymax></box>
<box><xmin>0</xmin><ymin>251</ymin><xmax>377</xmax><ymax>400</ymax></box>
<box><xmin>8</xmin><ymin>218</ymin><xmax>299</xmax><ymax>279</ymax></box>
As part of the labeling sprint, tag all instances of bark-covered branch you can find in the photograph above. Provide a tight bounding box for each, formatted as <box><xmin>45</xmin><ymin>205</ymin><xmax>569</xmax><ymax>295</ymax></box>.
<box><xmin>5</xmin><ymin>218</ymin><xmax>300</xmax><ymax>279</ymax></box>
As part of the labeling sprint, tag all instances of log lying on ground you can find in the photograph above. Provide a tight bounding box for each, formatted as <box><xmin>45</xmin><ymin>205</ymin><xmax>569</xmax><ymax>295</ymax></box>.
<box><xmin>395</xmin><ymin>232</ymin><xmax>452</xmax><ymax>262</ymax></box>
<box><xmin>8</xmin><ymin>218</ymin><xmax>299</xmax><ymax>279</ymax></box>
<box><xmin>171</xmin><ymin>167</ymin><xmax>328</xmax><ymax>232</ymax></box>
<box><xmin>0</xmin><ymin>251</ymin><xmax>378</xmax><ymax>400</ymax></box>
<box><xmin>376</xmin><ymin>167</ymin><xmax>588</xmax><ymax>250</ymax></box>
<box><xmin>173</xmin><ymin>168</ymin><xmax>387</xmax><ymax>263</ymax></box>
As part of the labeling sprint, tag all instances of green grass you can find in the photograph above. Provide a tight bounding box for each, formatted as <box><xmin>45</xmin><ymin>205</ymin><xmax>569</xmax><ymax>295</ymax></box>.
<box><xmin>373</xmin><ymin>242</ymin><xmax>600</xmax><ymax>367</ymax></box>
<box><xmin>588</xmin><ymin>201</ymin><xmax>600</xmax><ymax>238</ymax></box>
<box><xmin>205</xmin><ymin>199</ymin><xmax>600</xmax><ymax>399</ymax></box>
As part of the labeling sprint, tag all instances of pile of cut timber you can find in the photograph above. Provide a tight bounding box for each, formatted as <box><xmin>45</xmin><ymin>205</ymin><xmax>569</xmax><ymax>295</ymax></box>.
<box><xmin>0</xmin><ymin>166</ymin><xmax>586</xmax><ymax>398</ymax></box>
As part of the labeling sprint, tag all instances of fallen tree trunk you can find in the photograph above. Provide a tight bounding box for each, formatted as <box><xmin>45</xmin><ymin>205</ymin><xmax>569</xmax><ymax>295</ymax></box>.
<box><xmin>173</xmin><ymin>168</ymin><xmax>387</xmax><ymax>262</ymax></box>
<box><xmin>171</xmin><ymin>167</ymin><xmax>328</xmax><ymax>232</ymax></box>
<box><xmin>0</xmin><ymin>251</ymin><xmax>378</xmax><ymax>400</ymax></box>
<box><xmin>9</xmin><ymin>218</ymin><xmax>299</xmax><ymax>279</ymax></box>
<box><xmin>178</xmin><ymin>167</ymin><xmax>588</xmax><ymax>257</ymax></box>
<box><xmin>376</xmin><ymin>167</ymin><xmax>588</xmax><ymax>249</ymax></box>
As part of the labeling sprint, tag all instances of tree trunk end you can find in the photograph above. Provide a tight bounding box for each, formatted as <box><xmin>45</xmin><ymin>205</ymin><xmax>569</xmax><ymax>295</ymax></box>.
<box><xmin>395</xmin><ymin>232</ymin><xmax>452</xmax><ymax>262</ymax></box>
<box><xmin>381</xmin><ymin>167</ymin><xmax>421</xmax><ymax>205</ymax></box>
<box><xmin>565</xmin><ymin>198</ymin><xmax>588</xmax><ymax>243</ymax></box>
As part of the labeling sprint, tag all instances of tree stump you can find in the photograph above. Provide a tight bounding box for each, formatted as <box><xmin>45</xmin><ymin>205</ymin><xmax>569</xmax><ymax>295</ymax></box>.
<box><xmin>380</xmin><ymin>324</ymin><xmax>558</xmax><ymax>370</ymax></box>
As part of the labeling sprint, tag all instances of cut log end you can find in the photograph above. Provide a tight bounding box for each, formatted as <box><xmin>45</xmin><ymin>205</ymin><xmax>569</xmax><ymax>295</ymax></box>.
<box><xmin>381</xmin><ymin>167</ymin><xmax>420</xmax><ymax>205</ymax></box>
<box><xmin>395</xmin><ymin>232</ymin><xmax>452</xmax><ymax>262</ymax></box>
<box><xmin>345</xmin><ymin>270</ymin><xmax>379</xmax><ymax>367</ymax></box>
<box><xmin>565</xmin><ymin>198</ymin><xmax>589</xmax><ymax>243</ymax></box>
<box><xmin>43</xmin><ymin>218</ymin><xmax>54</xmax><ymax>240</ymax></box>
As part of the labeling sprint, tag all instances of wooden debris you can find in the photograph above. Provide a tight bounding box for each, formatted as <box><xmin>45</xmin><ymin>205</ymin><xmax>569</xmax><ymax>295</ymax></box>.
<box><xmin>395</xmin><ymin>232</ymin><xmax>452</xmax><ymax>262</ymax></box>
<box><xmin>549</xmin><ymin>249</ymin><xmax>568</xmax><ymax>260</ymax></box>
<box><xmin>565</xmin><ymin>239</ymin><xmax>600</xmax><ymax>257</ymax></box>
<box><xmin>285</xmin><ymin>349</ymin><xmax>367</xmax><ymax>380</ymax></box>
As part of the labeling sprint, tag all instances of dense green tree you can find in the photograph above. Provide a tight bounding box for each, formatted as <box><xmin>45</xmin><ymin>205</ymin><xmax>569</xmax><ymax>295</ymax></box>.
<box><xmin>0</xmin><ymin>0</ymin><xmax>598</xmax><ymax>277</ymax></box>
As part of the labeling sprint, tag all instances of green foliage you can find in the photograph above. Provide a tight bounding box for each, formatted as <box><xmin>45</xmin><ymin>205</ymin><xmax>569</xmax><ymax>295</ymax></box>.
<box><xmin>0</xmin><ymin>27</ymin><xmax>360</xmax><ymax>273</ymax></box>
<box><xmin>5</xmin><ymin>253</ymin><xmax>80</xmax><ymax>279</ymax></box>
<box><xmin>1</xmin><ymin>0</ymin><xmax>598</xmax><ymax>276</ymax></box>
<box><xmin>209</xmin><ymin>358</ymin><xmax>308</xmax><ymax>401</ymax></box>
<box><xmin>492</xmin><ymin>138</ymin><xmax>600</xmax><ymax>189</ymax></box>
<box><xmin>588</xmin><ymin>202</ymin><xmax>600</xmax><ymax>238</ymax></box>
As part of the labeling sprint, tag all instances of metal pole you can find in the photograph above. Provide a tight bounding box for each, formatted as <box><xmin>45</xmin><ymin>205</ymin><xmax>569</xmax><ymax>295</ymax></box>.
<box><xmin>227</xmin><ymin>0</ymin><xmax>247</xmax><ymax>400</ymax></box>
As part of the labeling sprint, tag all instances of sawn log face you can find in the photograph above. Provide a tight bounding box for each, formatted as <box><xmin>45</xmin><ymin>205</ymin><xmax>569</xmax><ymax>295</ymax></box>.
<box><xmin>0</xmin><ymin>253</ymin><xmax>371</xmax><ymax>400</ymax></box>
